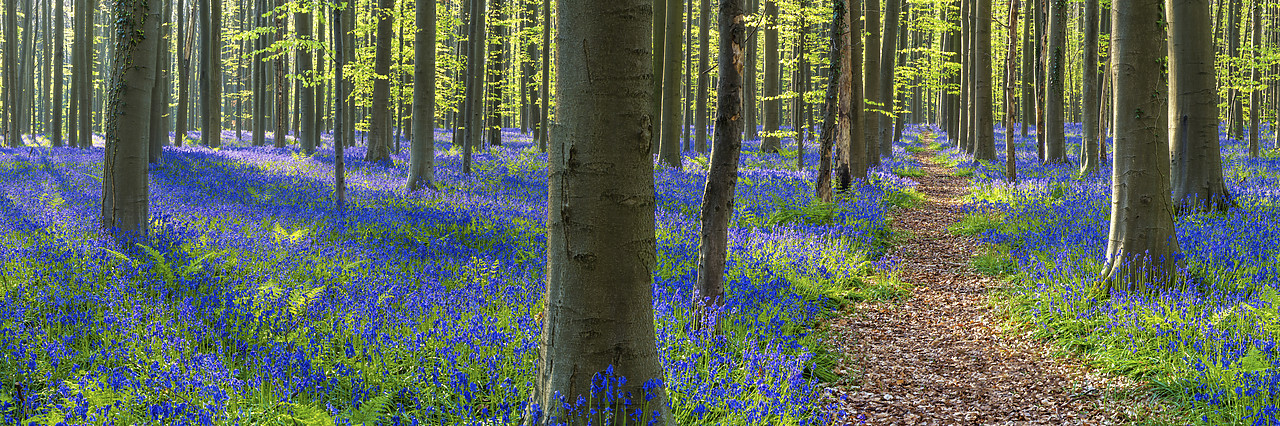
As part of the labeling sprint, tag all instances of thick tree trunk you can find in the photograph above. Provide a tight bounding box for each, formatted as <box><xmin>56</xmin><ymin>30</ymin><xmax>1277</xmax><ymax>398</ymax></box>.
<box><xmin>5</xmin><ymin>0</ymin><xmax>16</xmax><ymax>146</ymax></box>
<box><xmin>958</xmin><ymin>0</ymin><xmax>970</xmax><ymax>151</ymax></box>
<box><xmin>1168</xmin><ymin>0</ymin><xmax>1234</xmax><ymax>211</ymax></box>
<box><xmin>659</xmin><ymin>0</ymin><xmax>684</xmax><ymax>168</ymax></box>
<box><xmin>761</xmin><ymin>0</ymin><xmax>781</xmax><ymax>152</ymax></box>
<box><xmin>865</xmin><ymin>0</ymin><xmax>881</xmax><ymax>166</ymax></box>
<box><xmin>1228</xmin><ymin>0</ymin><xmax>1243</xmax><ymax>139</ymax></box>
<box><xmin>973</xmin><ymin>0</ymin><xmax>995</xmax><ymax>160</ymax></box>
<box><xmin>103</xmin><ymin>0</ymin><xmax>161</xmax><ymax>241</ymax></box>
<box><xmin>695</xmin><ymin>0</ymin><xmax>710</xmax><ymax>153</ymax></box>
<box><xmin>838</xmin><ymin>0</ymin><xmax>865</xmax><ymax>189</ymax></box>
<box><xmin>406</xmin><ymin>0</ymin><xmax>435</xmax><ymax>191</ymax></box>
<box><xmin>529</xmin><ymin>0</ymin><xmax>672</xmax><ymax>420</ymax></box>
<box><xmin>1034</xmin><ymin>0</ymin><xmax>1045</xmax><ymax>160</ymax></box>
<box><xmin>365</xmin><ymin>0</ymin><xmax>395</xmax><ymax>163</ymax></box>
<box><xmin>1104</xmin><ymin>0</ymin><xmax>1181</xmax><ymax>288</ymax></box>
<box><xmin>1080</xmin><ymin>0</ymin><xmax>1101</xmax><ymax>174</ymax></box>
<box><xmin>879</xmin><ymin>0</ymin><xmax>900</xmax><ymax>156</ymax></box>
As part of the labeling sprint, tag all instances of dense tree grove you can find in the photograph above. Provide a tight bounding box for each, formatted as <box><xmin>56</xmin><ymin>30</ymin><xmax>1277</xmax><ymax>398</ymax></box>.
<box><xmin>9</xmin><ymin>0</ymin><xmax>1280</xmax><ymax>422</ymax></box>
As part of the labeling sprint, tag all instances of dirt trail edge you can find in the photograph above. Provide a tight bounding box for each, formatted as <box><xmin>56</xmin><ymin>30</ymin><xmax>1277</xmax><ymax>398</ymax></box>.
<box><xmin>822</xmin><ymin>135</ymin><xmax>1163</xmax><ymax>425</ymax></box>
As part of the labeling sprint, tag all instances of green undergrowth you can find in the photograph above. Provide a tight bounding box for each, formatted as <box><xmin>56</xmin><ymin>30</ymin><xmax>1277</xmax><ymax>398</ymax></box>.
<box><xmin>958</xmin><ymin>191</ymin><xmax>1199</xmax><ymax>425</ymax></box>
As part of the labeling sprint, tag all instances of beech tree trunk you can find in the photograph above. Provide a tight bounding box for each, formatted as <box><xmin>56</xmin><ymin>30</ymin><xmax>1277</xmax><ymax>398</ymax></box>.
<box><xmin>698</xmin><ymin>0</ymin><xmax>748</xmax><ymax>332</ymax></box>
<box><xmin>52</xmin><ymin>0</ymin><xmax>63</xmax><ymax>146</ymax></box>
<box><xmin>529</xmin><ymin>0</ymin><xmax>672</xmax><ymax>420</ymax></box>
<box><xmin>817</xmin><ymin>0</ymin><xmax>844</xmax><ymax>202</ymax></box>
<box><xmin>659</xmin><ymin>0</ymin><xmax>684</xmax><ymax>168</ymax></box>
<box><xmin>1104</xmin><ymin>0</ymin><xmax>1181</xmax><ymax>288</ymax></box>
<box><xmin>879</xmin><ymin>0</ymin><xmax>900</xmax><ymax>155</ymax></box>
<box><xmin>1044</xmin><ymin>0</ymin><xmax>1066</xmax><ymax>162</ymax></box>
<box><xmin>298</xmin><ymin>3</ymin><xmax>316</xmax><ymax>154</ymax></box>
<box><xmin>1080</xmin><ymin>0</ymin><xmax>1100</xmax><ymax>174</ymax></box>
<box><xmin>148</xmin><ymin>0</ymin><xmax>172</xmax><ymax>163</ymax></box>
<box><xmin>1168</xmin><ymin>0</ymin><xmax>1234</xmax><ymax>211</ymax></box>
<box><xmin>744</xmin><ymin>0</ymin><xmax>758</xmax><ymax>141</ymax></box>
<box><xmin>1005</xmin><ymin>0</ymin><xmax>1020</xmax><ymax>181</ymax></box>
<box><xmin>405</xmin><ymin>0</ymin><xmax>435</xmax><ymax>191</ymax></box>
<box><xmin>365</xmin><ymin>0</ymin><xmax>395</xmax><ymax>163</ymax></box>
<box><xmin>865</xmin><ymin>0</ymin><xmax>881</xmax><ymax>166</ymax></box>
<box><xmin>102</xmin><ymin>0</ymin><xmax>161</xmax><ymax>242</ymax></box>
<box><xmin>761</xmin><ymin>0</ymin><xmax>781</xmax><ymax>152</ymax></box>
<box><xmin>973</xmin><ymin>0</ymin><xmax>995</xmax><ymax>161</ymax></box>
<box><xmin>695</xmin><ymin>0</ymin><xmax>710</xmax><ymax>153</ymax></box>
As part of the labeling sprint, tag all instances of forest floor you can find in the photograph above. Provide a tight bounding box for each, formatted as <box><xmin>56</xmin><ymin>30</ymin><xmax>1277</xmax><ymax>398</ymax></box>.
<box><xmin>821</xmin><ymin>134</ymin><xmax>1173</xmax><ymax>425</ymax></box>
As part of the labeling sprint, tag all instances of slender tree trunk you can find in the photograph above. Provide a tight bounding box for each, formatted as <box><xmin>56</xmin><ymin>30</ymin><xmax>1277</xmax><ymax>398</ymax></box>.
<box><xmin>334</xmin><ymin>1</ymin><xmax>345</xmax><ymax>209</ymax></box>
<box><xmin>406</xmin><ymin>0</ymin><xmax>435</xmax><ymax>191</ymax></box>
<box><xmin>744</xmin><ymin>0</ymin><xmax>758</xmax><ymax>141</ymax></box>
<box><xmin>148</xmin><ymin>0</ymin><xmax>172</xmax><ymax>163</ymax></box>
<box><xmin>529</xmin><ymin>0</ymin><xmax>673</xmax><ymax>420</ymax></box>
<box><xmin>102</xmin><ymin>0</ymin><xmax>161</xmax><ymax>242</ymax></box>
<box><xmin>273</xmin><ymin>0</ymin><xmax>286</xmax><ymax>148</ymax></box>
<box><xmin>659</xmin><ymin>0</ymin><xmax>684</xmax><ymax>167</ymax></box>
<box><xmin>761</xmin><ymin>0</ymin><xmax>781</xmax><ymax>152</ymax></box>
<box><xmin>698</xmin><ymin>0</ymin><xmax>747</xmax><ymax>331</ymax></box>
<box><xmin>879</xmin><ymin>0</ymin><xmax>899</xmax><ymax>155</ymax></box>
<box><xmin>365</xmin><ymin>0</ymin><xmax>395</xmax><ymax>162</ymax></box>
<box><xmin>865</xmin><ymin>0</ymin><xmax>881</xmax><ymax>165</ymax></box>
<box><xmin>1169</xmin><ymin>0</ymin><xmax>1234</xmax><ymax>211</ymax></box>
<box><xmin>298</xmin><ymin>2</ymin><xmax>316</xmax><ymax>154</ymax></box>
<box><xmin>5</xmin><ymin>0</ymin><xmax>17</xmax><ymax>146</ymax></box>
<box><xmin>52</xmin><ymin>0</ymin><xmax>63</xmax><ymax>146</ymax></box>
<box><xmin>695</xmin><ymin>0</ymin><xmax>710</xmax><ymax>152</ymax></box>
<box><xmin>1021</xmin><ymin>0</ymin><xmax>1032</xmax><ymax>137</ymax></box>
<box><xmin>1248</xmin><ymin>2</ymin><xmax>1261</xmax><ymax>156</ymax></box>
<box><xmin>1228</xmin><ymin>0</ymin><xmax>1243</xmax><ymax>139</ymax></box>
<box><xmin>793</xmin><ymin>0</ymin><xmax>809</xmax><ymax>169</ymax></box>
<box><xmin>486</xmin><ymin>0</ymin><xmax>504</xmax><ymax>146</ymax></box>
<box><xmin>1034</xmin><ymin>0</ymin><xmax>1045</xmax><ymax>160</ymax></box>
<box><xmin>1005</xmin><ymin>0</ymin><xmax>1020</xmax><ymax>180</ymax></box>
<box><xmin>1104</xmin><ymin>0</ymin><xmax>1180</xmax><ymax>288</ymax></box>
<box><xmin>175</xmin><ymin>0</ymin><xmax>189</xmax><ymax>146</ymax></box>
<box><xmin>538</xmin><ymin>0</ymin><xmax>549</xmax><ymax>151</ymax></box>
<box><xmin>1080</xmin><ymin>0</ymin><xmax>1101</xmax><ymax>173</ymax></box>
<box><xmin>652</xmin><ymin>0</ymin><xmax>667</xmax><ymax>150</ymax></box>
<box><xmin>817</xmin><ymin>0</ymin><xmax>846</xmax><ymax>201</ymax></box>
<box><xmin>958</xmin><ymin>0</ymin><xmax>969</xmax><ymax>150</ymax></box>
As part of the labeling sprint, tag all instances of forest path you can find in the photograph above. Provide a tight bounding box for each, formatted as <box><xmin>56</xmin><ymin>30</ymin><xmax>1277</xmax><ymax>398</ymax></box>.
<box><xmin>821</xmin><ymin>133</ymin><xmax>1155</xmax><ymax>425</ymax></box>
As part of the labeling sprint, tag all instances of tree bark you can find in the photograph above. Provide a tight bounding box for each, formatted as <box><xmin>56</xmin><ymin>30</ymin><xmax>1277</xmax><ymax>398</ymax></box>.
<box><xmin>1104</xmin><ymin>0</ymin><xmax>1181</xmax><ymax>288</ymax></box>
<box><xmin>793</xmin><ymin>0</ymin><xmax>809</xmax><ymax>169</ymax></box>
<box><xmin>698</xmin><ymin>0</ymin><xmax>747</xmax><ymax>333</ymax></box>
<box><xmin>744</xmin><ymin>0</ymin><xmax>758</xmax><ymax>141</ymax></box>
<box><xmin>817</xmin><ymin>0</ymin><xmax>846</xmax><ymax>202</ymax></box>
<box><xmin>365</xmin><ymin>0</ymin><xmax>395</xmax><ymax>163</ymax></box>
<box><xmin>52</xmin><ymin>0</ymin><xmax>63</xmax><ymax>146</ymax></box>
<box><xmin>652</xmin><ymin>0</ymin><xmax>667</xmax><ymax>151</ymax></box>
<box><xmin>1248</xmin><ymin>2</ymin><xmax>1260</xmax><ymax>156</ymax></box>
<box><xmin>406</xmin><ymin>0</ymin><xmax>435</xmax><ymax>191</ymax></box>
<box><xmin>1021</xmin><ymin>0</ymin><xmax>1032</xmax><ymax>138</ymax></box>
<box><xmin>1043</xmin><ymin>0</ymin><xmax>1066</xmax><ymax>162</ymax></box>
<box><xmin>865</xmin><ymin>0</ymin><xmax>881</xmax><ymax>166</ymax></box>
<box><xmin>334</xmin><ymin>1</ymin><xmax>346</xmax><ymax>209</ymax></box>
<box><xmin>1005</xmin><ymin>0</ymin><xmax>1020</xmax><ymax>180</ymax></box>
<box><xmin>103</xmin><ymin>0</ymin><xmax>161</xmax><ymax>242</ymax></box>
<box><xmin>1168</xmin><ymin>0</ymin><xmax>1234</xmax><ymax>211</ymax></box>
<box><xmin>298</xmin><ymin>2</ymin><xmax>316</xmax><ymax>154</ymax></box>
<box><xmin>539</xmin><ymin>0</ymin><xmax>549</xmax><ymax>151</ymax></box>
<box><xmin>1080</xmin><ymin>0</ymin><xmax>1101</xmax><ymax>174</ymax></box>
<box><xmin>761</xmin><ymin>0</ymin><xmax>780</xmax><ymax>152</ymax></box>
<box><xmin>659</xmin><ymin>0</ymin><xmax>684</xmax><ymax>168</ymax></box>
<box><xmin>879</xmin><ymin>0</ymin><xmax>899</xmax><ymax>155</ymax></box>
<box><xmin>973</xmin><ymin>0</ymin><xmax>995</xmax><ymax>160</ymax></box>
<box><xmin>486</xmin><ymin>0</ymin><xmax>505</xmax><ymax>146</ymax></box>
<box><xmin>529</xmin><ymin>0</ymin><xmax>672</xmax><ymax>421</ymax></box>
<box><xmin>695</xmin><ymin>0</ymin><xmax>710</xmax><ymax>153</ymax></box>
<box><xmin>149</xmin><ymin>0</ymin><xmax>172</xmax><ymax>163</ymax></box>
<box><xmin>273</xmin><ymin>0</ymin><xmax>287</xmax><ymax>148</ymax></box>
